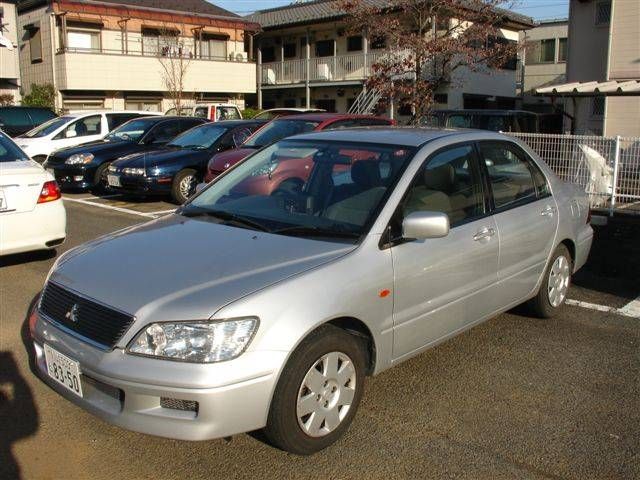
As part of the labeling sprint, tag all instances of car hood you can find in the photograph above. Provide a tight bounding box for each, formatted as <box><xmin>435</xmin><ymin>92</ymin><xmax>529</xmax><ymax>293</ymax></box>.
<box><xmin>209</xmin><ymin>148</ymin><xmax>255</xmax><ymax>171</ymax></box>
<box><xmin>112</xmin><ymin>148</ymin><xmax>209</xmax><ymax>169</ymax></box>
<box><xmin>49</xmin><ymin>214</ymin><xmax>355</xmax><ymax>323</ymax></box>
<box><xmin>50</xmin><ymin>139</ymin><xmax>142</xmax><ymax>160</ymax></box>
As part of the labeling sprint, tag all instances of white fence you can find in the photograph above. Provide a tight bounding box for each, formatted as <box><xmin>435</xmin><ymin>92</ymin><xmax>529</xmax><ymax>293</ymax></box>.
<box><xmin>507</xmin><ymin>133</ymin><xmax>640</xmax><ymax>215</ymax></box>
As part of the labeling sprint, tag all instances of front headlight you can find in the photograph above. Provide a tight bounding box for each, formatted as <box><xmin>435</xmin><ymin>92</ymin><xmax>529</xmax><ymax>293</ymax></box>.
<box><xmin>127</xmin><ymin>317</ymin><xmax>259</xmax><ymax>363</ymax></box>
<box><xmin>65</xmin><ymin>153</ymin><xmax>94</xmax><ymax>165</ymax></box>
<box><xmin>122</xmin><ymin>167</ymin><xmax>145</xmax><ymax>176</ymax></box>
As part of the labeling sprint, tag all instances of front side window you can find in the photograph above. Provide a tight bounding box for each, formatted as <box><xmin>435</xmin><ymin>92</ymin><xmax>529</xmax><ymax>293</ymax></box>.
<box><xmin>402</xmin><ymin>145</ymin><xmax>485</xmax><ymax>226</ymax></box>
<box><xmin>57</xmin><ymin>115</ymin><xmax>102</xmax><ymax>139</ymax></box>
<box><xmin>479</xmin><ymin>142</ymin><xmax>539</xmax><ymax>209</ymax></box>
<box><xmin>144</xmin><ymin>121</ymin><xmax>182</xmax><ymax>144</ymax></box>
<box><xmin>194</xmin><ymin>106</ymin><xmax>208</xmax><ymax>118</ymax></box>
<box><xmin>105</xmin><ymin>119</ymin><xmax>156</xmax><ymax>142</ymax></box>
<box><xmin>187</xmin><ymin>140</ymin><xmax>416</xmax><ymax>240</ymax></box>
<box><xmin>242</xmin><ymin>119</ymin><xmax>321</xmax><ymax>149</ymax></box>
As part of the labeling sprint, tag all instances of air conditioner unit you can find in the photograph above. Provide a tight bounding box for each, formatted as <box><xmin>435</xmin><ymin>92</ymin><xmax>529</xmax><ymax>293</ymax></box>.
<box><xmin>316</xmin><ymin>63</ymin><xmax>332</xmax><ymax>81</ymax></box>
<box><xmin>234</xmin><ymin>51</ymin><xmax>248</xmax><ymax>62</ymax></box>
<box><xmin>265</xmin><ymin>68</ymin><xmax>276</xmax><ymax>85</ymax></box>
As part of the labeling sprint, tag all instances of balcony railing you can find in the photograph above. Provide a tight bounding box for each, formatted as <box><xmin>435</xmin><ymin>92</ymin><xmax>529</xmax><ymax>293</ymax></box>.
<box><xmin>261</xmin><ymin>52</ymin><xmax>384</xmax><ymax>86</ymax></box>
<box><xmin>57</xmin><ymin>46</ymin><xmax>252</xmax><ymax>63</ymax></box>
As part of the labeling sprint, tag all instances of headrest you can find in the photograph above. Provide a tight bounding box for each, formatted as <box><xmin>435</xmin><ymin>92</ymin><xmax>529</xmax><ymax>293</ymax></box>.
<box><xmin>351</xmin><ymin>160</ymin><xmax>381</xmax><ymax>188</ymax></box>
<box><xmin>424</xmin><ymin>163</ymin><xmax>455</xmax><ymax>192</ymax></box>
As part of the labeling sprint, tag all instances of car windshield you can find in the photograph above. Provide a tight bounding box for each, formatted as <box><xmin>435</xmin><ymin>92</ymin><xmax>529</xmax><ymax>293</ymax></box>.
<box><xmin>184</xmin><ymin>139</ymin><xmax>416</xmax><ymax>241</ymax></box>
<box><xmin>21</xmin><ymin>116</ymin><xmax>74</xmax><ymax>138</ymax></box>
<box><xmin>242</xmin><ymin>119</ymin><xmax>320</xmax><ymax>149</ymax></box>
<box><xmin>104</xmin><ymin>118</ymin><xmax>155</xmax><ymax>142</ymax></box>
<box><xmin>0</xmin><ymin>134</ymin><xmax>30</xmax><ymax>162</ymax></box>
<box><xmin>168</xmin><ymin>124</ymin><xmax>228</xmax><ymax>150</ymax></box>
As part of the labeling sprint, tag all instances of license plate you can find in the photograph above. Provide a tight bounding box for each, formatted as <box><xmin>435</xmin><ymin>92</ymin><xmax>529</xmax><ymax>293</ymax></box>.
<box><xmin>44</xmin><ymin>344</ymin><xmax>83</xmax><ymax>398</ymax></box>
<box><xmin>107</xmin><ymin>175</ymin><xmax>121</xmax><ymax>187</ymax></box>
<box><xmin>0</xmin><ymin>189</ymin><xmax>7</xmax><ymax>212</ymax></box>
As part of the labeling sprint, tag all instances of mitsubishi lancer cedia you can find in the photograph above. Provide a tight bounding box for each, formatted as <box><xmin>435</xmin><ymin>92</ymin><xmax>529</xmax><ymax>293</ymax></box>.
<box><xmin>31</xmin><ymin>128</ymin><xmax>593</xmax><ymax>455</ymax></box>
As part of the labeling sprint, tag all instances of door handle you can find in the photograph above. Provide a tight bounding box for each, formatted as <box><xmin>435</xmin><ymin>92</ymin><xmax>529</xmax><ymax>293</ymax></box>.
<box><xmin>541</xmin><ymin>205</ymin><xmax>556</xmax><ymax>217</ymax></box>
<box><xmin>473</xmin><ymin>227</ymin><xmax>495</xmax><ymax>241</ymax></box>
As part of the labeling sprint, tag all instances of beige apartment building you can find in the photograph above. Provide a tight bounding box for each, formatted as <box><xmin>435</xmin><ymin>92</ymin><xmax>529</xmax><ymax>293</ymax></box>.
<box><xmin>15</xmin><ymin>0</ymin><xmax>258</xmax><ymax>112</ymax></box>
<box><xmin>537</xmin><ymin>0</ymin><xmax>640</xmax><ymax>136</ymax></box>
<box><xmin>247</xmin><ymin>0</ymin><xmax>534</xmax><ymax>119</ymax></box>
<box><xmin>1</xmin><ymin>0</ymin><xmax>21</xmax><ymax>103</ymax></box>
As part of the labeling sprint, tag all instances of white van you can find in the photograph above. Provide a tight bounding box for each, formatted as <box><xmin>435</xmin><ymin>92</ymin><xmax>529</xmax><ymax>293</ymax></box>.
<box><xmin>165</xmin><ymin>103</ymin><xmax>242</xmax><ymax>122</ymax></box>
<box><xmin>15</xmin><ymin>111</ymin><xmax>161</xmax><ymax>163</ymax></box>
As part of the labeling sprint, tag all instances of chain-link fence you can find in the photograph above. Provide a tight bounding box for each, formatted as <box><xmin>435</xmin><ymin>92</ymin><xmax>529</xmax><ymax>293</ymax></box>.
<box><xmin>507</xmin><ymin>133</ymin><xmax>640</xmax><ymax>215</ymax></box>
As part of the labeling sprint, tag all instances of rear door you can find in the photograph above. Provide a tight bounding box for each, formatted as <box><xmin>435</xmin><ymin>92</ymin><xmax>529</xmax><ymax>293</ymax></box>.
<box><xmin>477</xmin><ymin>141</ymin><xmax>558</xmax><ymax>301</ymax></box>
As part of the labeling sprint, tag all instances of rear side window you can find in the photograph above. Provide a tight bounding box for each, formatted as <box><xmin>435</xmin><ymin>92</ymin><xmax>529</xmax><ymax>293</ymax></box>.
<box><xmin>479</xmin><ymin>142</ymin><xmax>541</xmax><ymax>209</ymax></box>
<box><xmin>0</xmin><ymin>109</ymin><xmax>31</xmax><ymax>126</ymax></box>
<box><xmin>194</xmin><ymin>106</ymin><xmax>208</xmax><ymax>118</ymax></box>
<box><xmin>107</xmin><ymin>114</ymin><xmax>141</xmax><ymax>131</ymax></box>
<box><xmin>28</xmin><ymin>108</ymin><xmax>56</xmax><ymax>124</ymax></box>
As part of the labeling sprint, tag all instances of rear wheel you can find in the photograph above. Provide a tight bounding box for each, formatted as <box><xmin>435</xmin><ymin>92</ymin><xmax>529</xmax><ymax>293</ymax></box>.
<box><xmin>263</xmin><ymin>325</ymin><xmax>366</xmax><ymax>455</ymax></box>
<box><xmin>171</xmin><ymin>169</ymin><xmax>198</xmax><ymax>204</ymax></box>
<box><xmin>527</xmin><ymin>244</ymin><xmax>572</xmax><ymax>318</ymax></box>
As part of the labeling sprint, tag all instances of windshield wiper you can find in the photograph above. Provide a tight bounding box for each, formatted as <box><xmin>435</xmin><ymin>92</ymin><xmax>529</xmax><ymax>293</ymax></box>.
<box><xmin>180</xmin><ymin>208</ymin><xmax>270</xmax><ymax>232</ymax></box>
<box><xmin>271</xmin><ymin>225</ymin><xmax>360</xmax><ymax>240</ymax></box>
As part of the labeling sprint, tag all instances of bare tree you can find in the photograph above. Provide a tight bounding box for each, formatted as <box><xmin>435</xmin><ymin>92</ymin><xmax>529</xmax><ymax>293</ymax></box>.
<box><xmin>156</xmin><ymin>25</ymin><xmax>193</xmax><ymax>114</ymax></box>
<box><xmin>338</xmin><ymin>0</ymin><xmax>521</xmax><ymax>121</ymax></box>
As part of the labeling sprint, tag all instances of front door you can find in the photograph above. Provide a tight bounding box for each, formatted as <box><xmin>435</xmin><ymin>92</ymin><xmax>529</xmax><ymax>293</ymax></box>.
<box><xmin>391</xmin><ymin>144</ymin><xmax>500</xmax><ymax>361</ymax></box>
<box><xmin>477</xmin><ymin>141</ymin><xmax>558</xmax><ymax>301</ymax></box>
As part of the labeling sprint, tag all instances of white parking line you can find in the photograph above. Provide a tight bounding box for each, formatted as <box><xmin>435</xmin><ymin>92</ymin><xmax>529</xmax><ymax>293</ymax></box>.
<box><xmin>566</xmin><ymin>298</ymin><xmax>640</xmax><ymax>318</ymax></box>
<box><xmin>63</xmin><ymin>197</ymin><xmax>157</xmax><ymax>218</ymax></box>
<box><xmin>148</xmin><ymin>209</ymin><xmax>177</xmax><ymax>215</ymax></box>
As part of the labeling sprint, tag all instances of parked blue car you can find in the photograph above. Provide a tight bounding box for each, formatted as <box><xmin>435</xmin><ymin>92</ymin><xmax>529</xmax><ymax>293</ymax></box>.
<box><xmin>107</xmin><ymin>120</ymin><xmax>266</xmax><ymax>203</ymax></box>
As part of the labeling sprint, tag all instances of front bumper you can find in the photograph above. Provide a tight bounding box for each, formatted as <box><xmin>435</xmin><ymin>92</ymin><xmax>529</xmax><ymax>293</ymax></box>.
<box><xmin>33</xmin><ymin>314</ymin><xmax>286</xmax><ymax>440</ymax></box>
<box><xmin>45</xmin><ymin>162</ymin><xmax>99</xmax><ymax>191</ymax></box>
<box><xmin>109</xmin><ymin>174</ymin><xmax>173</xmax><ymax>196</ymax></box>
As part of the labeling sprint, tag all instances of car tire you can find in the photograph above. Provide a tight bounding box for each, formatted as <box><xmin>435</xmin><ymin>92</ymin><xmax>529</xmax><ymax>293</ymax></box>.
<box><xmin>171</xmin><ymin>169</ymin><xmax>198</xmax><ymax>204</ymax></box>
<box><xmin>263</xmin><ymin>324</ymin><xmax>367</xmax><ymax>455</ymax></box>
<box><xmin>93</xmin><ymin>163</ymin><xmax>110</xmax><ymax>194</ymax></box>
<box><xmin>527</xmin><ymin>244</ymin><xmax>572</xmax><ymax>318</ymax></box>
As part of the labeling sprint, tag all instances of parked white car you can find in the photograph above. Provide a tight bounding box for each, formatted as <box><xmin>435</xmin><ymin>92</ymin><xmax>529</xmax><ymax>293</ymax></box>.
<box><xmin>0</xmin><ymin>132</ymin><xmax>66</xmax><ymax>256</ymax></box>
<box><xmin>15</xmin><ymin>111</ymin><xmax>160</xmax><ymax>163</ymax></box>
<box><xmin>165</xmin><ymin>103</ymin><xmax>242</xmax><ymax>121</ymax></box>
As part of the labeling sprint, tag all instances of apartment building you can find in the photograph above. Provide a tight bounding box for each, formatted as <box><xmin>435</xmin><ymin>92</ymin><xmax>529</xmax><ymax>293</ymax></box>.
<box><xmin>16</xmin><ymin>0</ymin><xmax>259</xmax><ymax>112</ymax></box>
<box><xmin>537</xmin><ymin>0</ymin><xmax>640</xmax><ymax>136</ymax></box>
<box><xmin>247</xmin><ymin>0</ymin><xmax>534</xmax><ymax>119</ymax></box>
<box><xmin>519</xmin><ymin>19</ymin><xmax>568</xmax><ymax>112</ymax></box>
<box><xmin>0</xmin><ymin>0</ymin><xmax>21</xmax><ymax>103</ymax></box>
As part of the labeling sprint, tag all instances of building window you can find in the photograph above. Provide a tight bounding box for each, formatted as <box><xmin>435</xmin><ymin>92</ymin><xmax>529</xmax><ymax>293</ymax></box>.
<box><xmin>142</xmin><ymin>29</ymin><xmax>160</xmax><ymax>56</ymax></box>
<box><xmin>283</xmin><ymin>42</ymin><xmax>296</xmax><ymax>58</ymax></box>
<box><xmin>558</xmin><ymin>38</ymin><xmax>567</xmax><ymax>62</ymax></box>
<box><xmin>347</xmin><ymin>35</ymin><xmax>363</xmax><ymax>52</ymax></box>
<box><xmin>261</xmin><ymin>45</ymin><xmax>276</xmax><ymax>63</ymax></box>
<box><xmin>27</xmin><ymin>26</ymin><xmax>42</xmax><ymax>63</ymax></box>
<box><xmin>434</xmin><ymin>93</ymin><xmax>448</xmax><ymax>104</ymax></box>
<box><xmin>595</xmin><ymin>1</ymin><xmax>612</xmax><ymax>25</ymax></box>
<box><xmin>67</xmin><ymin>29</ymin><xmax>101</xmax><ymax>51</ymax></box>
<box><xmin>525</xmin><ymin>39</ymin><xmax>556</xmax><ymax>64</ymax></box>
<box><xmin>200</xmin><ymin>34</ymin><xmax>227</xmax><ymax>60</ymax></box>
<box><xmin>314</xmin><ymin>99</ymin><xmax>336</xmax><ymax>111</ymax></box>
<box><xmin>592</xmin><ymin>97</ymin><xmax>605</xmax><ymax>116</ymax></box>
<box><xmin>125</xmin><ymin>99</ymin><xmax>161</xmax><ymax>112</ymax></box>
<box><xmin>315</xmin><ymin>39</ymin><xmax>334</xmax><ymax>57</ymax></box>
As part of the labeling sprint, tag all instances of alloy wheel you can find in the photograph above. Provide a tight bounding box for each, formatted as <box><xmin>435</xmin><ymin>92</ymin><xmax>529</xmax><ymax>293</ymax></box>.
<box><xmin>548</xmin><ymin>255</ymin><xmax>570</xmax><ymax>307</ymax></box>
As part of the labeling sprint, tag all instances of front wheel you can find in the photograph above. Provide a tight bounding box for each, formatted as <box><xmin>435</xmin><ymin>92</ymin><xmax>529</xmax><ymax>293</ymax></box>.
<box><xmin>527</xmin><ymin>244</ymin><xmax>572</xmax><ymax>318</ymax></box>
<box><xmin>171</xmin><ymin>169</ymin><xmax>198</xmax><ymax>204</ymax></box>
<box><xmin>263</xmin><ymin>325</ymin><xmax>367</xmax><ymax>455</ymax></box>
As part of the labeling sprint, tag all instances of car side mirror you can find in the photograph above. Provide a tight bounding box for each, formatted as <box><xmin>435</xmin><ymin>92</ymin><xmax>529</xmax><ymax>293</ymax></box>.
<box><xmin>65</xmin><ymin>130</ymin><xmax>77</xmax><ymax>138</ymax></box>
<box><xmin>402</xmin><ymin>211</ymin><xmax>450</xmax><ymax>240</ymax></box>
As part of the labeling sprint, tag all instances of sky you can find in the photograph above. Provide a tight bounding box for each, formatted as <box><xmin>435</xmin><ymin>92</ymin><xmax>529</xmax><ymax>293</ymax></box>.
<box><xmin>213</xmin><ymin>0</ymin><xmax>569</xmax><ymax>21</ymax></box>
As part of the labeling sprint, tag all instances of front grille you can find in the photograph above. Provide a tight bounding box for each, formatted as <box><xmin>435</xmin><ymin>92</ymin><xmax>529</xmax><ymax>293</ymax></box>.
<box><xmin>40</xmin><ymin>282</ymin><xmax>135</xmax><ymax>349</ymax></box>
<box><xmin>160</xmin><ymin>397</ymin><xmax>199</xmax><ymax>413</ymax></box>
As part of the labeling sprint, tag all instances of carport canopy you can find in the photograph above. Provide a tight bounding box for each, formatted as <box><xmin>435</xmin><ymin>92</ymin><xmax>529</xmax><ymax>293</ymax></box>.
<box><xmin>536</xmin><ymin>80</ymin><xmax>640</xmax><ymax>97</ymax></box>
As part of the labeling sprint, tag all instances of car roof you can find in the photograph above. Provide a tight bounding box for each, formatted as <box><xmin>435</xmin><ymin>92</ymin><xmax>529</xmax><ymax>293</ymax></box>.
<box><xmin>289</xmin><ymin>127</ymin><xmax>510</xmax><ymax>147</ymax></box>
<box><xmin>273</xmin><ymin>113</ymin><xmax>390</xmax><ymax>122</ymax></box>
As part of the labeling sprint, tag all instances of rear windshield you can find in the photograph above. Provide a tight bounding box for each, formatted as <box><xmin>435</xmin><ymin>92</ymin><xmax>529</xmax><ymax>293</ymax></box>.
<box><xmin>0</xmin><ymin>134</ymin><xmax>30</xmax><ymax>162</ymax></box>
<box><xmin>243</xmin><ymin>119</ymin><xmax>320</xmax><ymax>149</ymax></box>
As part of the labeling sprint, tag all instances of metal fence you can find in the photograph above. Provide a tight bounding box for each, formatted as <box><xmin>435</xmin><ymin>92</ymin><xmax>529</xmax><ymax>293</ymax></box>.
<box><xmin>507</xmin><ymin>133</ymin><xmax>640</xmax><ymax>215</ymax></box>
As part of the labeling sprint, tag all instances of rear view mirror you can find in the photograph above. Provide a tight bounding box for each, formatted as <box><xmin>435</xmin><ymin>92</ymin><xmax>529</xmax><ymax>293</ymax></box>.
<box><xmin>65</xmin><ymin>130</ymin><xmax>77</xmax><ymax>138</ymax></box>
<box><xmin>402</xmin><ymin>211</ymin><xmax>450</xmax><ymax>240</ymax></box>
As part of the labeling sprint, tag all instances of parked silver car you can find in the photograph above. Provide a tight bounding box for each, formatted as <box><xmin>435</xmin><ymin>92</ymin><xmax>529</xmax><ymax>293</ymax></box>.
<box><xmin>31</xmin><ymin>128</ymin><xmax>593</xmax><ymax>454</ymax></box>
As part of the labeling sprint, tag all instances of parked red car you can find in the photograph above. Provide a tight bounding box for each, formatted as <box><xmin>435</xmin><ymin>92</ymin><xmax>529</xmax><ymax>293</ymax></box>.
<box><xmin>204</xmin><ymin>113</ymin><xmax>395</xmax><ymax>183</ymax></box>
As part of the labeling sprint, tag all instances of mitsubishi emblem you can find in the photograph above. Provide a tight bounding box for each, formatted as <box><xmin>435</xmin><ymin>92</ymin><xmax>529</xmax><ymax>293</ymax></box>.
<box><xmin>65</xmin><ymin>304</ymin><xmax>80</xmax><ymax>323</ymax></box>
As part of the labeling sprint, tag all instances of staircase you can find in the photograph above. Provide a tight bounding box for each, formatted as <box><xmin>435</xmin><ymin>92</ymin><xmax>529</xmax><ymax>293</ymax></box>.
<box><xmin>348</xmin><ymin>87</ymin><xmax>383</xmax><ymax>115</ymax></box>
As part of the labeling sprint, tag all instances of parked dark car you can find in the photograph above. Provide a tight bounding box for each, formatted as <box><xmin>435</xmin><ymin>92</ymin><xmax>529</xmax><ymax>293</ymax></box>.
<box><xmin>0</xmin><ymin>107</ymin><xmax>57</xmax><ymax>137</ymax></box>
<box><xmin>44</xmin><ymin>116</ymin><xmax>207</xmax><ymax>192</ymax></box>
<box><xmin>420</xmin><ymin>109</ymin><xmax>540</xmax><ymax>133</ymax></box>
<box><xmin>108</xmin><ymin>120</ymin><xmax>266</xmax><ymax>203</ymax></box>
<box><xmin>205</xmin><ymin>113</ymin><xmax>395</xmax><ymax>182</ymax></box>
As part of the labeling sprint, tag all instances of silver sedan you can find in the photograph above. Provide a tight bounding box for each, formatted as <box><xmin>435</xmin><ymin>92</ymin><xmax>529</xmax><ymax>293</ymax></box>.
<box><xmin>32</xmin><ymin>128</ymin><xmax>593</xmax><ymax>455</ymax></box>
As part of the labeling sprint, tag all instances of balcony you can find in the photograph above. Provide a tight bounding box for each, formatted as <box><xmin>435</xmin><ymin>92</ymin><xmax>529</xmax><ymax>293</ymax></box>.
<box><xmin>55</xmin><ymin>47</ymin><xmax>256</xmax><ymax>93</ymax></box>
<box><xmin>261</xmin><ymin>52</ymin><xmax>385</xmax><ymax>87</ymax></box>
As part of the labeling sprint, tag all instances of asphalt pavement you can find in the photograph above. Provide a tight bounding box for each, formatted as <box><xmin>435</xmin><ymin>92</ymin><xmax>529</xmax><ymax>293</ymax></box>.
<box><xmin>0</xmin><ymin>197</ymin><xmax>638</xmax><ymax>480</ymax></box>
